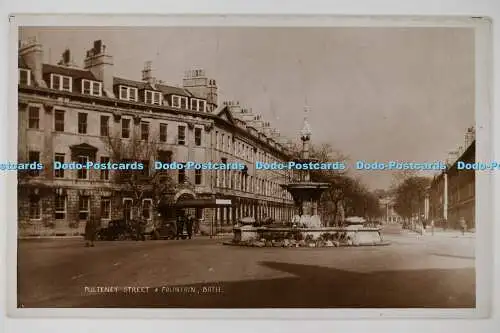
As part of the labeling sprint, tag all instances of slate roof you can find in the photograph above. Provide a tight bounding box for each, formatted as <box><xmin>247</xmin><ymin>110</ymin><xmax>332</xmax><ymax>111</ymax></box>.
<box><xmin>113</xmin><ymin>77</ymin><xmax>194</xmax><ymax>97</ymax></box>
<box><xmin>42</xmin><ymin>64</ymin><xmax>98</xmax><ymax>81</ymax></box>
<box><xmin>156</xmin><ymin>83</ymin><xmax>192</xmax><ymax>97</ymax></box>
<box><xmin>26</xmin><ymin>61</ymin><xmax>206</xmax><ymax>102</ymax></box>
<box><xmin>113</xmin><ymin>77</ymin><xmax>148</xmax><ymax>90</ymax></box>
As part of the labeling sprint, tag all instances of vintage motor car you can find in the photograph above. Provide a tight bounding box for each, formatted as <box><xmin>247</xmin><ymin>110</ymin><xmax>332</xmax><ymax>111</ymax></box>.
<box><xmin>97</xmin><ymin>219</ymin><xmax>143</xmax><ymax>241</ymax></box>
<box><xmin>149</xmin><ymin>219</ymin><xmax>177</xmax><ymax>240</ymax></box>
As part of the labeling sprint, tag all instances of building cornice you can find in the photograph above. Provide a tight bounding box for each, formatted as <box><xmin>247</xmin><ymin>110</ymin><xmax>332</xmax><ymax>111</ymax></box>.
<box><xmin>19</xmin><ymin>86</ymin><xmax>292</xmax><ymax>161</ymax></box>
<box><xmin>19</xmin><ymin>90</ymin><xmax>212</xmax><ymax>126</ymax></box>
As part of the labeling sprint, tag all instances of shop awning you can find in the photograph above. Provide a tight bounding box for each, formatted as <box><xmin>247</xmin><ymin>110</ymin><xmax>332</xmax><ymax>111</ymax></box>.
<box><xmin>158</xmin><ymin>198</ymin><xmax>233</xmax><ymax>209</ymax></box>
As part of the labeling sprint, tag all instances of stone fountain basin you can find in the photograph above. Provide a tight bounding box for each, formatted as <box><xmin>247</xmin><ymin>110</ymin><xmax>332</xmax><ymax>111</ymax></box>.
<box><xmin>230</xmin><ymin>226</ymin><xmax>388</xmax><ymax>247</ymax></box>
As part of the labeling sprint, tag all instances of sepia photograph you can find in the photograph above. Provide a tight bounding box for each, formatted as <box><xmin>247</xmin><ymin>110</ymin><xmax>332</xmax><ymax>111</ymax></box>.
<box><xmin>12</xmin><ymin>20</ymin><xmax>487</xmax><ymax>313</ymax></box>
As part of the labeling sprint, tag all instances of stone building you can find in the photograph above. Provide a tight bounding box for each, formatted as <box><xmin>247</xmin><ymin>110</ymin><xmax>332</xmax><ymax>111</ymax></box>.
<box><xmin>428</xmin><ymin>128</ymin><xmax>475</xmax><ymax>230</ymax></box>
<box><xmin>17</xmin><ymin>37</ymin><xmax>295</xmax><ymax>237</ymax></box>
<box><xmin>379</xmin><ymin>196</ymin><xmax>402</xmax><ymax>224</ymax></box>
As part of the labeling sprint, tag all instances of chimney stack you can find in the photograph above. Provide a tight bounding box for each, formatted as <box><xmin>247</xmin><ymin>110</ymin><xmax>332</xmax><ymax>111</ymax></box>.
<box><xmin>465</xmin><ymin>126</ymin><xmax>475</xmax><ymax>148</ymax></box>
<box><xmin>182</xmin><ymin>68</ymin><xmax>218</xmax><ymax>112</ymax></box>
<box><xmin>446</xmin><ymin>150</ymin><xmax>459</xmax><ymax>166</ymax></box>
<box><xmin>84</xmin><ymin>40</ymin><xmax>114</xmax><ymax>98</ymax></box>
<box><xmin>263</xmin><ymin>121</ymin><xmax>273</xmax><ymax>137</ymax></box>
<box><xmin>226</xmin><ymin>100</ymin><xmax>241</xmax><ymax>115</ymax></box>
<box><xmin>19</xmin><ymin>36</ymin><xmax>47</xmax><ymax>88</ymax></box>
<box><xmin>57</xmin><ymin>49</ymin><xmax>74</xmax><ymax>67</ymax></box>
<box><xmin>141</xmin><ymin>61</ymin><xmax>156</xmax><ymax>87</ymax></box>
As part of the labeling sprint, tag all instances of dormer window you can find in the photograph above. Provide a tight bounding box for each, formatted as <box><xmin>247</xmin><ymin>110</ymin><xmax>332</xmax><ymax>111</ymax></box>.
<box><xmin>190</xmin><ymin>99</ymin><xmax>197</xmax><ymax>111</ymax></box>
<box><xmin>180</xmin><ymin>97</ymin><xmax>187</xmax><ymax>109</ymax></box>
<box><xmin>119</xmin><ymin>86</ymin><xmax>138</xmax><ymax>102</ymax></box>
<box><xmin>190</xmin><ymin>98</ymin><xmax>207</xmax><ymax>112</ymax></box>
<box><xmin>145</xmin><ymin>90</ymin><xmax>162</xmax><ymax>105</ymax></box>
<box><xmin>50</xmin><ymin>74</ymin><xmax>72</xmax><ymax>92</ymax></box>
<box><xmin>19</xmin><ymin>68</ymin><xmax>31</xmax><ymax>86</ymax></box>
<box><xmin>172</xmin><ymin>95</ymin><xmax>180</xmax><ymax>108</ymax></box>
<box><xmin>82</xmin><ymin>79</ymin><xmax>102</xmax><ymax>96</ymax></box>
<box><xmin>171</xmin><ymin>95</ymin><xmax>188</xmax><ymax>109</ymax></box>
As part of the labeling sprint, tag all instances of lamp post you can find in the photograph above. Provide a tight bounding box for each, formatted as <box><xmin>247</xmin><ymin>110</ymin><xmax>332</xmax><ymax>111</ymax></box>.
<box><xmin>299</xmin><ymin>106</ymin><xmax>312</xmax><ymax>182</ymax></box>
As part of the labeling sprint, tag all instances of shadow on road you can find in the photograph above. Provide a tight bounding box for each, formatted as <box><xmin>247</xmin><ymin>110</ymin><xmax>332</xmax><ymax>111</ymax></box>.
<box><xmin>429</xmin><ymin>253</ymin><xmax>475</xmax><ymax>260</ymax></box>
<box><xmin>21</xmin><ymin>261</ymin><xmax>475</xmax><ymax>308</ymax></box>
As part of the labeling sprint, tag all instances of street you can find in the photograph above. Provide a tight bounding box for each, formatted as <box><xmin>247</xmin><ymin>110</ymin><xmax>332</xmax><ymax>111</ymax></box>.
<box><xmin>17</xmin><ymin>224</ymin><xmax>475</xmax><ymax>308</ymax></box>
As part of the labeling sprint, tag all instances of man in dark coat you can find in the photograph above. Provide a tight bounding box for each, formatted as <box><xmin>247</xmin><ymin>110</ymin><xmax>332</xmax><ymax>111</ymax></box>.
<box><xmin>175</xmin><ymin>213</ymin><xmax>185</xmax><ymax>240</ymax></box>
<box><xmin>85</xmin><ymin>217</ymin><xmax>100</xmax><ymax>247</ymax></box>
<box><xmin>135</xmin><ymin>219</ymin><xmax>146</xmax><ymax>241</ymax></box>
<box><xmin>186</xmin><ymin>215</ymin><xmax>194</xmax><ymax>239</ymax></box>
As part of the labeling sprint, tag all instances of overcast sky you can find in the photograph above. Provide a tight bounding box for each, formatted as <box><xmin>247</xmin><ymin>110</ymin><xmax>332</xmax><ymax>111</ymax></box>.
<box><xmin>19</xmin><ymin>27</ymin><xmax>475</xmax><ymax>190</ymax></box>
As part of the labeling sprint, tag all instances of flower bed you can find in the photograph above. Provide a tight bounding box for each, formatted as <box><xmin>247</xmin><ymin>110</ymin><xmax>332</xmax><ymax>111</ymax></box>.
<box><xmin>229</xmin><ymin>226</ymin><xmax>389</xmax><ymax>247</ymax></box>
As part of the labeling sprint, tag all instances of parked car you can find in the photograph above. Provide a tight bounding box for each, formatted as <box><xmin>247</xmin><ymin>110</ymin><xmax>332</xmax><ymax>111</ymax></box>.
<box><xmin>97</xmin><ymin>219</ymin><xmax>141</xmax><ymax>241</ymax></box>
<box><xmin>149</xmin><ymin>220</ymin><xmax>177</xmax><ymax>240</ymax></box>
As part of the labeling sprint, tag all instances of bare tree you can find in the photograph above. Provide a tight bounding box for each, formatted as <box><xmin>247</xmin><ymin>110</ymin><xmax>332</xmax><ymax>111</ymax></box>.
<box><xmin>393</xmin><ymin>176</ymin><xmax>431</xmax><ymax>224</ymax></box>
<box><xmin>102</xmin><ymin>131</ymin><xmax>176</xmax><ymax>224</ymax></box>
<box><xmin>390</xmin><ymin>169</ymin><xmax>419</xmax><ymax>187</ymax></box>
<box><xmin>307</xmin><ymin>143</ymin><xmax>365</xmax><ymax>225</ymax></box>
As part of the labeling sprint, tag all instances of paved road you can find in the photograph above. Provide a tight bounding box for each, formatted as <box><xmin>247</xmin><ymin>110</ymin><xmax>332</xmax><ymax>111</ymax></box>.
<box><xmin>17</xmin><ymin>224</ymin><xmax>475</xmax><ymax>308</ymax></box>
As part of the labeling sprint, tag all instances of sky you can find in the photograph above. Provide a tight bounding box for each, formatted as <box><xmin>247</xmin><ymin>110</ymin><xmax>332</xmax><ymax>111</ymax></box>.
<box><xmin>19</xmin><ymin>27</ymin><xmax>475</xmax><ymax>190</ymax></box>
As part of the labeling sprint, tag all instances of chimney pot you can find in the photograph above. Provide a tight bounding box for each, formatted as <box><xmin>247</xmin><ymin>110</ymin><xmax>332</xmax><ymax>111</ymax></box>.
<box><xmin>93</xmin><ymin>40</ymin><xmax>102</xmax><ymax>53</ymax></box>
<box><xmin>63</xmin><ymin>49</ymin><xmax>70</xmax><ymax>65</ymax></box>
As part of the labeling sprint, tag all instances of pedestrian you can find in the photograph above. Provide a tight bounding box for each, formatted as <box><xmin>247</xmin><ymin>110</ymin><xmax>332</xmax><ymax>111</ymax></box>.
<box><xmin>186</xmin><ymin>215</ymin><xmax>194</xmax><ymax>239</ymax></box>
<box><xmin>175</xmin><ymin>212</ymin><xmax>185</xmax><ymax>240</ymax></box>
<box><xmin>460</xmin><ymin>217</ymin><xmax>467</xmax><ymax>235</ymax></box>
<box><xmin>135</xmin><ymin>219</ymin><xmax>146</xmax><ymax>241</ymax></box>
<box><xmin>195</xmin><ymin>217</ymin><xmax>202</xmax><ymax>235</ymax></box>
<box><xmin>84</xmin><ymin>217</ymin><xmax>99</xmax><ymax>247</ymax></box>
<box><xmin>431</xmin><ymin>219</ymin><xmax>435</xmax><ymax>236</ymax></box>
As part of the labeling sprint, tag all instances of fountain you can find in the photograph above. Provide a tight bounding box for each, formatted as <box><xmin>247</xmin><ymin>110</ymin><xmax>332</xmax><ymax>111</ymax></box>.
<box><xmin>226</xmin><ymin>107</ymin><xmax>389</xmax><ymax>248</ymax></box>
<box><xmin>282</xmin><ymin>106</ymin><xmax>330</xmax><ymax>230</ymax></box>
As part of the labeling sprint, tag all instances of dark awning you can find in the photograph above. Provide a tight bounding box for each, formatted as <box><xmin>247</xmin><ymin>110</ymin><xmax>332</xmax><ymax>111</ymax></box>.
<box><xmin>159</xmin><ymin>198</ymin><xmax>233</xmax><ymax>209</ymax></box>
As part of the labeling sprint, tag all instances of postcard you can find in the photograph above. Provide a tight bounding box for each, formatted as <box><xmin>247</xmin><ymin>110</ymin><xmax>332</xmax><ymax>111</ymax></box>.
<box><xmin>6</xmin><ymin>14</ymin><xmax>493</xmax><ymax>320</ymax></box>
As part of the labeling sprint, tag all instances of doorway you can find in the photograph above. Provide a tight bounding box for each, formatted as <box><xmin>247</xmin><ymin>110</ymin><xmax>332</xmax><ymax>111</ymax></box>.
<box><xmin>123</xmin><ymin>198</ymin><xmax>133</xmax><ymax>222</ymax></box>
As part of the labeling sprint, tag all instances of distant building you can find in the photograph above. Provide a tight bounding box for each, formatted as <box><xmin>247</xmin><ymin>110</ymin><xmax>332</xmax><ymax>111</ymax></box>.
<box><xmin>379</xmin><ymin>196</ymin><xmax>402</xmax><ymax>223</ymax></box>
<box><xmin>17</xmin><ymin>37</ymin><xmax>295</xmax><ymax>237</ymax></box>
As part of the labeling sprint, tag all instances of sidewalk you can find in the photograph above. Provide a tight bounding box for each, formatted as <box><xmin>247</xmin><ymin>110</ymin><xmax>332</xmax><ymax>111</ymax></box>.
<box><xmin>401</xmin><ymin>227</ymin><xmax>475</xmax><ymax>239</ymax></box>
<box><xmin>425</xmin><ymin>229</ymin><xmax>475</xmax><ymax>239</ymax></box>
<box><xmin>19</xmin><ymin>235</ymin><xmax>83</xmax><ymax>240</ymax></box>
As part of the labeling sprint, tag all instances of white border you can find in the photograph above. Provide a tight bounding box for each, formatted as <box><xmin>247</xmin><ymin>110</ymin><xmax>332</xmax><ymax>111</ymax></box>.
<box><xmin>1</xmin><ymin>1</ymin><xmax>499</xmax><ymax>332</ymax></box>
<box><xmin>7</xmin><ymin>13</ymin><xmax>492</xmax><ymax>320</ymax></box>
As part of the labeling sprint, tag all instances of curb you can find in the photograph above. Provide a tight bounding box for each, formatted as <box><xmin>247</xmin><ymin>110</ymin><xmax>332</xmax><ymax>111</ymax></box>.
<box><xmin>19</xmin><ymin>236</ymin><xmax>84</xmax><ymax>240</ymax></box>
<box><xmin>401</xmin><ymin>229</ymin><xmax>475</xmax><ymax>239</ymax></box>
<box><xmin>19</xmin><ymin>233</ymin><xmax>231</xmax><ymax>240</ymax></box>
<box><xmin>223</xmin><ymin>241</ymin><xmax>391</xmax><ymax>248</ymax></box>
